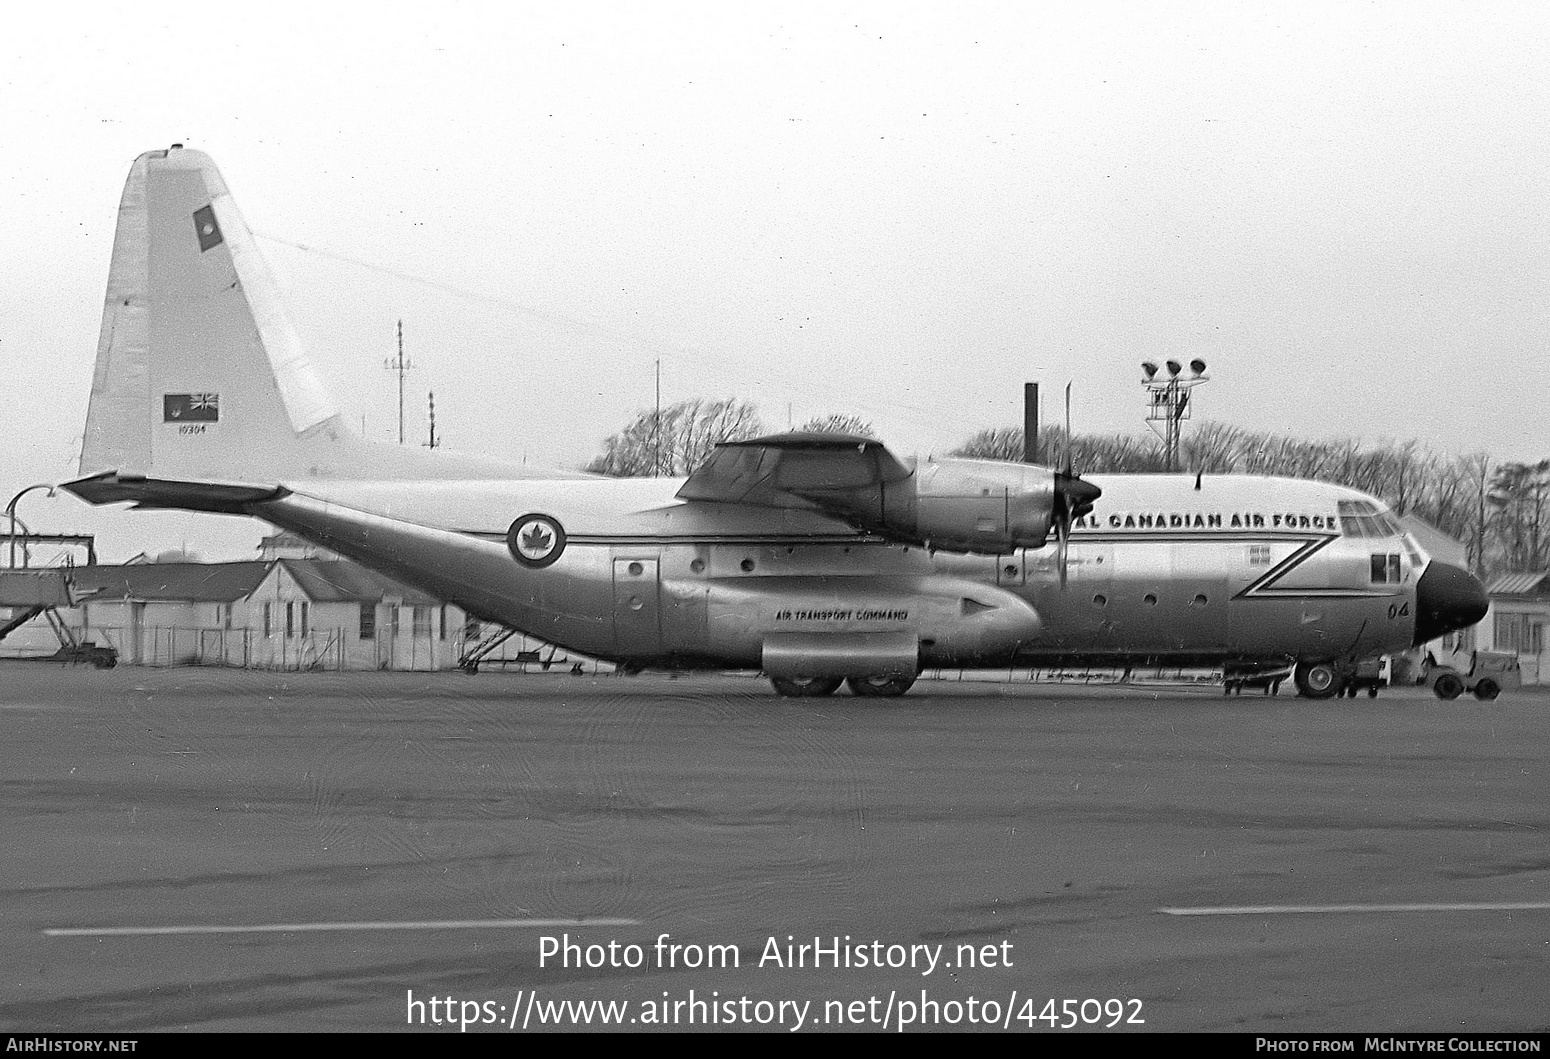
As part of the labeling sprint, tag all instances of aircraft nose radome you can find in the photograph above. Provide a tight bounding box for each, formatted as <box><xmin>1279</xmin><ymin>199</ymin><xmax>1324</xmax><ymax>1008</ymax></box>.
<box><xmin>1413</xmin><ymin>561</ymin><xmax>1490</xmax><ymax>646</ymax></box>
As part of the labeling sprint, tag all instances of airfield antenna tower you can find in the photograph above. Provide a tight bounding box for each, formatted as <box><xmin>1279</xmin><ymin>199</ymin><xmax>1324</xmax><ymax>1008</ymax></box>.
<box><xmin>424</xmin><ymin>391</ymin><xmax>440</xmax><ymax>449</ymax></box>
<box><xmin>1142</xmin><ymin>360</ymin><xmax>1209</xmax><ymax>472</ymax></box>
<box><xmin>384</xmin><ymin>320</ymin><xmax>416</xmax><ymax>445</ymax></box>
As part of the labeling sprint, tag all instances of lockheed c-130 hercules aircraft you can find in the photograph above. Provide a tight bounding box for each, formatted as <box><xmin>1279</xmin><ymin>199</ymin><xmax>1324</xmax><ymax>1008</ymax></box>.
<box><xmin>65</xmin><ymin>147</ymin><xmax>1489</xmax><ymax>698</ymax></box>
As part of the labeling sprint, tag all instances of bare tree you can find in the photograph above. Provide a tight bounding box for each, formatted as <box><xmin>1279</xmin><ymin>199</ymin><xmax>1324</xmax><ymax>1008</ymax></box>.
<box><xmin>1465</xmin><ymin>453</ymin><xmax>1492</xmax><ymax>573</ymax></box>
<box><xmin>953</xmin><ymin>425</ymin><xmax>1170</xmax><ymax>472</ymax></box>
<box><xmin>951</xmin><ymin>426</ymin><xmax>1028</xmax><ymax>462</ymax></box>
<box><xmin>797</xmin><ymin>414</ymin><xmax>877</xmax><ymax>438</ymax></box>
<box><xmin>1179</xmin><ymin>421</ymin><xmax>1246</xmax><ymax>473</ymax></box>
<box><xmin>588</xmin><ymin>398</ymin><xmax>764</xmax><ymax>477</ymax></box>
<box><xmin>1487</xmin><ymin>460</ymin><xmax>1550</xmax><ymax>571</ymax></box>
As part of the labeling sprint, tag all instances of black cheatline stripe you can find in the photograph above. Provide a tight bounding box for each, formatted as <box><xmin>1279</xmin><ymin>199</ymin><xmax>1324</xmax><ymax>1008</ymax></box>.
<box><xmin>1070</xmin><ymin>531</ymin><xmax>1342</xmax><ymax>542</ymax></box>
<box><xmin>1236</xmin><ymin>536</ymin><xmax>1341</xmax><ymax>599</ymax></box>
<box><xmin>462</xmin><ymin>530</ymin><xmax>1344</xmax><ymax>546</ymax></box>
<box><xmin>460</xmin><ymin>531</ymin><xmax>874</xmax><ymax>545</ymax></box>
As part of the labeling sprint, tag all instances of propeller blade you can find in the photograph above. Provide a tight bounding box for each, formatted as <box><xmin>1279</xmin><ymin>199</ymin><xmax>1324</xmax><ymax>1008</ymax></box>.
<box><xmin>1057</xmin><ymin>518</ymin><xmax>1069</xmax><ymax>589</ymax></box>
<box><xmin>1051</xmin><ymin>382</ymin><xmax>1100</xmax><ymax>589</ymax></box>
<box><xmin>1051</xmin><ymin>472</ymin><xmax>1100</xmax><ymax>589</ymax></box>
<box><xmin>1063</xmin><ymin>383</ymin><xmax>1073</xmax><ymax>476</ymax></box>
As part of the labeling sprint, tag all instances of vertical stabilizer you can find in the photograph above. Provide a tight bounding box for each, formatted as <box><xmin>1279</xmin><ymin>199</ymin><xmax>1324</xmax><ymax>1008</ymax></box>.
<box><xmin>81</xmin><ymin>147</ymin><xmax>558</xmax><ymax>483</ymax></box>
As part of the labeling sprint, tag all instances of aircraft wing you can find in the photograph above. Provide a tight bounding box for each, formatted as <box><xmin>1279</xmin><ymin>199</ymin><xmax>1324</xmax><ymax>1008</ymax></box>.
<box><xmin>677</xmin><ymin>431</ymin><xmax>1078</xmax><ymax>555</ymax></box>
<box><xmin>676</xmin><ymin>431</ymin><xmax>914</xmax><ymax>511</ymax></box>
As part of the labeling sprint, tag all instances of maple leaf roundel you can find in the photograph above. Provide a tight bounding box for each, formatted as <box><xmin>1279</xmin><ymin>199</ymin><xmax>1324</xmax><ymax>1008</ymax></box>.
<box><xmin>506</xmin><ymin>513</ymin><xmax>567</xmax><ymax>568</ymax></box>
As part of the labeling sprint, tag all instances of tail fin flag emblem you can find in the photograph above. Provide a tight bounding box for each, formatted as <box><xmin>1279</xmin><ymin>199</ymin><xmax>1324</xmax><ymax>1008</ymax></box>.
<box><xmin>163</xmin><ymin>393</ymin><xmax>220</xmax><ymax>422</ymax></box>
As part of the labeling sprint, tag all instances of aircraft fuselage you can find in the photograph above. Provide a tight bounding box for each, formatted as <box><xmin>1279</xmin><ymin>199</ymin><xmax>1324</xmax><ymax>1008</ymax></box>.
<box><xmin>244</xmin><ymin>470</ymin><xmax>1430</xmax><ymax>674</ymax></box>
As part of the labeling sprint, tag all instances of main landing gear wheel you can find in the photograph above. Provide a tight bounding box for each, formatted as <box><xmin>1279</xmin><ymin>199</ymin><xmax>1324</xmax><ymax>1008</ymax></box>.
<box><xmin>770</xmin><ymin>676</ymin><xmax>842</xmax><ymax>697</ymax></box>
<box><xmin>846</xmin><ymin>675</ymin><xmax>917</xmax><ymax>698</ymax></box>
<box><xmin>1294</xmin><ymin>661</ymin><xmax>1339</xmax><ymax>699</ymax></box>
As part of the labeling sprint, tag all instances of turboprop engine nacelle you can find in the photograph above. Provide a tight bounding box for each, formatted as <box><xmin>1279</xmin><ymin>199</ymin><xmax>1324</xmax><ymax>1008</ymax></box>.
<box><xmin>807</xmin><ymin>456</ymin><xmax>1059</xmax><ymax>555</ymax></box>
<box><xmin>910</xmin><ymin>457</ymin><xmax>1058</xmax><ymax>554</ymax></box>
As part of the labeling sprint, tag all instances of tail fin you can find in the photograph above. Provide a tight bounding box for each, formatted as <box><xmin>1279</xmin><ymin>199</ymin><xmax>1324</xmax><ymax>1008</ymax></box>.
<box><xmin>81</xmin><ymin>147</ymin><xmax>548</xmax><ymax>482</ymax></box>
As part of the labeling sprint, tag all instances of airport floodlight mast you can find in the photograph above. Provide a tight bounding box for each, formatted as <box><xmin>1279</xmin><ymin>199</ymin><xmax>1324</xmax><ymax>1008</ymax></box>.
<box><xmin>1142</xmin><ymin>359</ymin><xmax>1209</xmax><ymax>472</ymax></box>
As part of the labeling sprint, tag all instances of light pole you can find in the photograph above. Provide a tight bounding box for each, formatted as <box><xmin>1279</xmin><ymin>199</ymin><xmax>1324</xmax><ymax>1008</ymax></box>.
<box><xmin>1142</xmin><ymin>360</ymin><xmax>1209</xmax><ymax>472</ymax></box>
<box><xmin>6</xmin><ymin>484</ymin><xmax>56</xmax><ymax>569</ymax></box>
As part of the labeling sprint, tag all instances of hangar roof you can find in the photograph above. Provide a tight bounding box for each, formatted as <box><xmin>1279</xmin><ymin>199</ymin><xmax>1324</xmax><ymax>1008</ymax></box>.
<box><xmin>66</xmin><ymin>559</ymin><xmax>441</xmax><ymax>606</ymax></box>
<box><xmin>73</xmin><ymin>561</ymin><xmax>271</xmax><ymax>603</ymax></box>
<box><xmin>1486</xmin><ymin>572</ymin><xmax>1550</xmax><ymax>597</ymax></box>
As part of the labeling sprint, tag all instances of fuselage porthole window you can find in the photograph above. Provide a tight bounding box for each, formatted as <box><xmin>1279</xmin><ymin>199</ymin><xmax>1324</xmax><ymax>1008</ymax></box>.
<box><xmin>1143</xmin><ymin>593</ymin><xmax>1158</xmax><ymax>606</ymax></box>
<box><xmin>1093</xmin><ymin>594</ymin><xmax>1107</xmax><ymax>607</ymax></box>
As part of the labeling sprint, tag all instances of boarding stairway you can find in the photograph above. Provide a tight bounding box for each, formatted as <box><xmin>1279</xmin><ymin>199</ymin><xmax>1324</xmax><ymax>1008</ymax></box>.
<box><xmin>0</xmin><ymin>568</ymin><xmax>117</xmax><ymax>667</ymax></box>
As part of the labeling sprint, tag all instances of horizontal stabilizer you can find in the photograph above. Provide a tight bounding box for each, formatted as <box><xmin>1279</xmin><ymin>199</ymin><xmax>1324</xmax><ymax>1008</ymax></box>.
<box><xmin>64</xmin><ymin>471</ymin><xmax>288</xmax><ymax>514</ymax></box>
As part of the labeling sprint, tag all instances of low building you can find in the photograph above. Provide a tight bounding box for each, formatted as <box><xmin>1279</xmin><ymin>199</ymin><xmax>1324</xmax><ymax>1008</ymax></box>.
<box><xmin>248</xmin><ymin>558</ymin><xmax>460</xmax><ymax>670</ymax></box>
<box><xmin>65</xmin><ymin>561</ymin><xmax>268</xmax><ymax>665</ymax></box>
<box><xmin>1477</xmin><ymin>572</ymin><xmax>1550</xmax><ymax>685</ymax></box>
<box><xmin>1</xmin><ymin>557</ymin><xmax>572</xmax><ymax>672</ymax></box>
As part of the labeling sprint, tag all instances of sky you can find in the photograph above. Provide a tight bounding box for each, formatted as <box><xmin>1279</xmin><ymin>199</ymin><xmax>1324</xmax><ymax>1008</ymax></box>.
<box><xmin>3</xmin><ymin>1</ymin><xmax>1548</xmax><ymax>561</ymax></box>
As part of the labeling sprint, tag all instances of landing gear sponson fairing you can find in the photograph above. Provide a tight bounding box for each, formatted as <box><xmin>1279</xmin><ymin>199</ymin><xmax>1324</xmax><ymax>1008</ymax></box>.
<box><xmin>64</xmin><ymin>148</ymin><xmax>1489</xmax><ymax>697</ymax></box>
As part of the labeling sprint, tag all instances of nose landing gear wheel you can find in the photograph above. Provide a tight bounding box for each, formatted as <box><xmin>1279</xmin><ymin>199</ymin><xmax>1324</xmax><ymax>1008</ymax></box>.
<box><xmin>846</xmin><ymin>675</ymin><xmax>917</xmax><ymax>697</ymax></box>
<box><xmin>770</xmin><ymin>676</ymin><xmax>842</xmax><ymax>697</ymax></box>
<box><xmin>1294</xmin><ymin>661</ymin><xmax>1339</xmax><ymax>699</ymax></box>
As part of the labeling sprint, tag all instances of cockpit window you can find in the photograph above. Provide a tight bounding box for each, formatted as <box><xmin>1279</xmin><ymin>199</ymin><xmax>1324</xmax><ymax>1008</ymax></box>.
<box><xmin>1370</xmin><ymin>552</ymin><xmax>1402</xmax><ymax>583</ymax></box>
<box><xmin>1338</xmin><ymin>500</ymin><xmax>1400</xmax><ymax>538</ymax></box>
